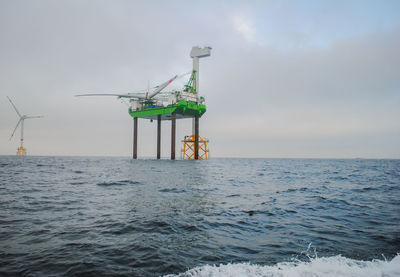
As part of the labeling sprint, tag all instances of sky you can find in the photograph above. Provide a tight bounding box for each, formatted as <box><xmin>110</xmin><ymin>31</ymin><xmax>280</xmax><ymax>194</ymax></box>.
<box><xmin>0</xmin><ymin>0</ymin><xmax>399</xmax><ymax>158</ymax></box>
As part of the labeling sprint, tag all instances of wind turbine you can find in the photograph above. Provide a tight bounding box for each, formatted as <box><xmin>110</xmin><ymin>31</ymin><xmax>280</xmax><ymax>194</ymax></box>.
<box><xmin>7</xmin><ymin>96</ymin><xmax>43</xmax><ymax>156</ymax></box>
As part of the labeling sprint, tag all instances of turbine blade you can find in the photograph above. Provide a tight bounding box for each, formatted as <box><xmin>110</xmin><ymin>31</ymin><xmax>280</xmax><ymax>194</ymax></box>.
<box><xmin>10</xmin><ymin>119</ymin><xmax>22</xmax><ymax>141</ymax></box>
<box><xmin>75</xmin><ymin>73</ymin><xmax>189</xmax><ymax>101</ymax></box>
<box><xmin>75</xmin><ymin>93</ymin><xmax>145</xmax><ymax>99</ymax></box>
<box><xmin>7</xmin><ymin>96</ymin><xmax>22</xmax><ymax>118</ymax></box>
<box><xmin>26</xmin><ymin>115</ymin><xmax>43</xmax><ymax>119</ymax></box>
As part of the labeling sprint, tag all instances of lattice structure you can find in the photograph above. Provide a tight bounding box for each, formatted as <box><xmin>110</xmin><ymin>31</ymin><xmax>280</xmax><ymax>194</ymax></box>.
<box><xmin>181</xmin><ymin>134</ymin><xmax>209</xmax><ymax>160</ymax></box>
<box><xmin>17</xmin><ymin>146</ymin><xmax>26</xmax><ymax>156</ymax></box>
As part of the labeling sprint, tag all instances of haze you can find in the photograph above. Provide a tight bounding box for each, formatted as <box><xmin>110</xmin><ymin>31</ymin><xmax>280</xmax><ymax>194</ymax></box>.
<box><xmin>1</xmin><ymin>0</ymin><xmax>399</xmax><ymax>158</ymax></box>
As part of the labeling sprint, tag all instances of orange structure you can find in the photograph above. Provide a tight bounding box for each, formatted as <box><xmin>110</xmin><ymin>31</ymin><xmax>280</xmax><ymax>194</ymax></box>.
<box><xmin>17</xmin><ymin>146</ymin><xmax>27</xmax><ymax>156</ymax></box>
<box><xmin>181</xmin><ymin>134</ymin><xmax>209</xmax><ymax>160</ymax></box>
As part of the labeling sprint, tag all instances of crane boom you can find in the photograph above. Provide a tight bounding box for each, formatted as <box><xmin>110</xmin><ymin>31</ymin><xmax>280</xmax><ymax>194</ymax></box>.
<box><xmin>147</xmin><ymin>75</ymin><xmax>178</xmax><ymax>99</ymax></box>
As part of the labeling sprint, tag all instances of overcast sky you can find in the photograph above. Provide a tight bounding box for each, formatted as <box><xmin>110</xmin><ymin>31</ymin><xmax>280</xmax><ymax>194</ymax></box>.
<box><xmin>1</xmin><ymin>0</ymin><xmax>399</xmax><ymax>158</ymax></box>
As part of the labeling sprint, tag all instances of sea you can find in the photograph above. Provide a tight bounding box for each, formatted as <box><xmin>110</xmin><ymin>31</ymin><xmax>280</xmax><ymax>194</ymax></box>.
<box><xmin>0</xmin><ymin>156</ymin><xmax>399</xmax><ymax>276</ymax></box>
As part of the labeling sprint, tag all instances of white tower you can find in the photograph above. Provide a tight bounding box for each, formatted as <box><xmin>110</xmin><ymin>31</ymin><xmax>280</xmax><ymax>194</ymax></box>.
<box><xmin>190</xmin><ymin>46</ymin><xmax>211</xmax><ymax>133</ymax></box>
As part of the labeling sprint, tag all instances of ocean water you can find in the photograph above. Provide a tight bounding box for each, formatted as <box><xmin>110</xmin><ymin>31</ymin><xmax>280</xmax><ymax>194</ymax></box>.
<box><xmin>0</xmin><ymin>156</ymin><xmax>399</xmax><ymax>276</ymax></box>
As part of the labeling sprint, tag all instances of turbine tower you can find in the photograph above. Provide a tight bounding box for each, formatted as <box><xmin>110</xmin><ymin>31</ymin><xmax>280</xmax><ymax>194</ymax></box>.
<box><xmin>7</xmin><ymin>96</ymin><xmax>43</xmax><ymax>156</ymax></box>
<box><xmin>190</xmin><ymin>46</ymin><xmax>211</xmax><ymax>135</ymax></box>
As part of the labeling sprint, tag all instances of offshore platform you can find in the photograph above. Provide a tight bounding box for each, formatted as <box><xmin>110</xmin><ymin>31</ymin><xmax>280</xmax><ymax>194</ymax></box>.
<box><xmin>77</xmin><ymin>46</ymin><xmax>211</xmax><ymax>160</ymax></box>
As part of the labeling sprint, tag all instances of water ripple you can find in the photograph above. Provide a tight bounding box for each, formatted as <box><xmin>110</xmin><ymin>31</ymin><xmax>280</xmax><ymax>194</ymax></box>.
<box><xmin>0</xmin><ymin>157</ymin><xmax>399</xmax><ymax>276</ymax></box>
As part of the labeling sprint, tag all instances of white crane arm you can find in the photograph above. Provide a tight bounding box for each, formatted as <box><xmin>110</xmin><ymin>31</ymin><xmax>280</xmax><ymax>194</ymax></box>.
<box><xmin>148</xmin><ymin>75</ymin><xmax>178</xmax><ymax>99</ymax></box>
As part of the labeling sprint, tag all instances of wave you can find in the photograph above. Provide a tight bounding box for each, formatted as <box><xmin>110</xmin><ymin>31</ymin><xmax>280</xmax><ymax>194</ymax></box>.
<box><xmin>164</xmin><ymin>254</ymin><xmax>400</xmax><ymax>277</ymax></box>
<box><xmin>96</xmin><ymin>180</ymin><xmax>141</xmax><ymax>186</ymax></box>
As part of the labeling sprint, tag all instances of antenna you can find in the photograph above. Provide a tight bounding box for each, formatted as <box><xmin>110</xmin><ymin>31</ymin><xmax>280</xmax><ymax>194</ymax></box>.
<box><xmin>7</xmin><ymin>96</ymin><xmax>43</xmax><ymax>156</ymax></box>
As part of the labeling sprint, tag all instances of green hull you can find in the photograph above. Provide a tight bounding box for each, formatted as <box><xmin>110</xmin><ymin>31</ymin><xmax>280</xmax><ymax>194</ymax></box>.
<box><xmin>129</xmin><ymin>100</ymin><xmax>206</xmax><ymax>120</ymax></box>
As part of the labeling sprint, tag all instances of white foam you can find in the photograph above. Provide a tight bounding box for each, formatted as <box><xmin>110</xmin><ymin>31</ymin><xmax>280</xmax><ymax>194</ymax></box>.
<box><xmin>164</xmin><ymin>254</ymin><xmax>400</xmax><ymax>277</ymax></box>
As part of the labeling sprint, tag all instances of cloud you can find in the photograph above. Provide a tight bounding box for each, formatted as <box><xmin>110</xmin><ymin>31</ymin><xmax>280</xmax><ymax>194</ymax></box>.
<box><xmin>201</xmin><ymin>23</ymin><xmax>400</xmax><ymax>158</ymax></box>
<box><xmin>232</xmin><ymin>14</ymin><xmax>256</xmax><ymax>42</ymax></box>
<box><xmin>0</xmin><ymin>1</ymin><xmax>399</xmax><ymax>158</ymax></box>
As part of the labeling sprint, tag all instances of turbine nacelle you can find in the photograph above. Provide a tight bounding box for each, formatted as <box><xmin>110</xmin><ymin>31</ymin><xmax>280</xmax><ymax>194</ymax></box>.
<box><xmin>190</xmin><ymin>46</ymin><xmax>212</xmax><ymax>58</ymax></box>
